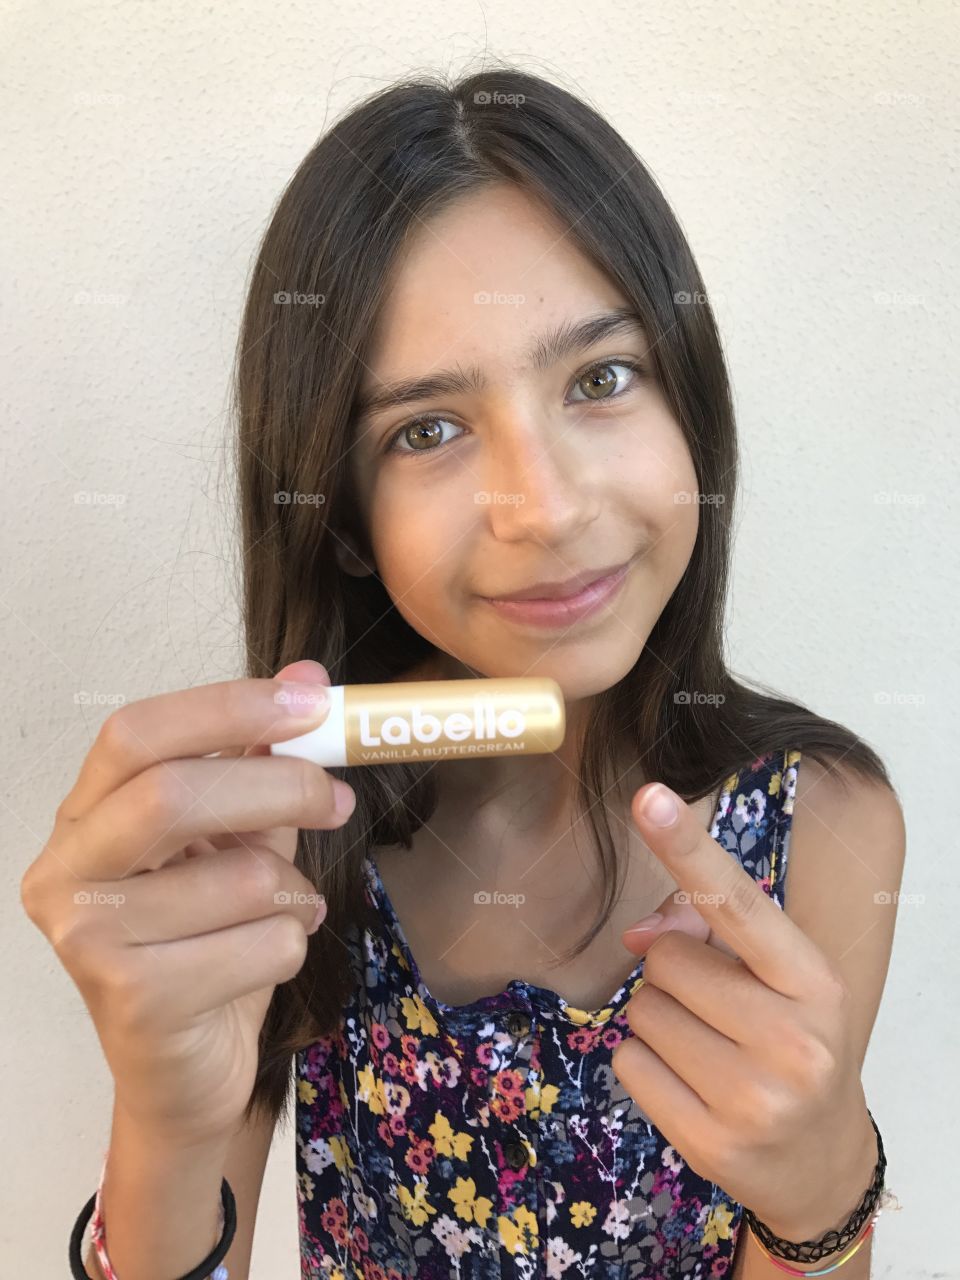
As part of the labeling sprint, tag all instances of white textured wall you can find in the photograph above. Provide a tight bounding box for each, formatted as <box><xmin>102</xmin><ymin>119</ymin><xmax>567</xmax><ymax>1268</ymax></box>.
<box><xmin>3</xmin><ymin>3</ymin><xmax>955</xmax><ymax>1276</ymax></box>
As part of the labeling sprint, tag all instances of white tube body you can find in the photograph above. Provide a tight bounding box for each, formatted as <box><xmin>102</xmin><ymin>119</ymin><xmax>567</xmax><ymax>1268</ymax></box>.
<box><xmin>271</xmin><ymin>684</ymin><xmax>348</xmax><ymax>766</ymax></box>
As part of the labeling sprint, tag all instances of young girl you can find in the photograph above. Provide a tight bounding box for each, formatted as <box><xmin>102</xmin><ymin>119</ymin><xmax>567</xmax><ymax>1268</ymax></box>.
<box><xmin>26</xmin><ymin>66</ymin><xmax>905</xmax><ymax>1280</ymax></box>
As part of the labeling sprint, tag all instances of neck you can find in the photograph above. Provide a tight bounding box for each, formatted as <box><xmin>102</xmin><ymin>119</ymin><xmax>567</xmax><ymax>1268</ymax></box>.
<box><xmin>405</xmin><ymin>652</ymin><xmax>646</xmax><ymax>850</ymax></box>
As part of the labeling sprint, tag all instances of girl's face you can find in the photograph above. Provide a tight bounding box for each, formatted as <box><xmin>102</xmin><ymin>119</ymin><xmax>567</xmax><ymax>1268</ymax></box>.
<box><xmin>348</xmin><ymin>182</ymin><xmax>700</xmax><ymax>702</ymax></box>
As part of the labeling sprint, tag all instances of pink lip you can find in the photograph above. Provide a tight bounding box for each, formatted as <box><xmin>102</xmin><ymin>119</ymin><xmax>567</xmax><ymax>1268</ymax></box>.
<box><xmin>483</xmin><ymin>560</ymin><xmax>633</xmax><ymax>628</ymax></box>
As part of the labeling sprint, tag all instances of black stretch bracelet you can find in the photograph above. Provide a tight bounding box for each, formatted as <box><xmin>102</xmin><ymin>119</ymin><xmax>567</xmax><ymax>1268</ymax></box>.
<box><xmin>68</xmin><ymin>1176</ymin><xmax>237</xmax><ymax>1280</ymax></box>
<box><xmin>741</xmin><ymin>1109</ymin><xmax>886</xmax><ymax>1264</ymax></box>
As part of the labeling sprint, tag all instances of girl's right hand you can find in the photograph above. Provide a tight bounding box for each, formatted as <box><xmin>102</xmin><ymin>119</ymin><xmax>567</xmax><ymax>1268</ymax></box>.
<box><xmin>19</xmin><ymin>659</ymin><xmax>354</xmax><ymax>1147</ymax></box>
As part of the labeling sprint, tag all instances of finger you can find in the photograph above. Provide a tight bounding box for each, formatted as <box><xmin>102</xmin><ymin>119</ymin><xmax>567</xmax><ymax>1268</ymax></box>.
<box><xmin>629</xmin><ymin>929</ymin><xmax>784</xmax><ymax>1045</ymax></box>
<box><xmin>210</xmin><ymin>663</ymin><xmax>331</xmax><ymax>764</ymax></box>
<box><xmin>203</xmin><ymin>662</ymin><xmax>334</xmax><ymax>859</ymax></box>
<box><xmin>60</xmin><ymin>669</ymin><xmax>333</xmax><ymax>821</ymax></box>
<box><xmin>66</xmin><ymin>755</ymin><xmax>353</xmax><ymax>880</ymax></box>
<box><xmin>204</xmin><ymin>826</ymin><xmax>297</xmax><ymax>863</ymax></box>
<box><xmin>621</xmin><ymin>892</ymin><xmax>740</xmax><ymax>961</ymax></box>
<box><xmin>134</xmin><ymin>912</ymin><xmax>316</xmax><ymax>1023</ymax></box>
<box><xmin>623</xmin><ymin>981</ymin><xmax>740</xmax><ymax>1108</ymax></box>
<box><xmin>631</xmin><ymin>783</ymin><xmax>831</xmax><ymax>997</ymax></box>
<box><xmin>611</xmin><ymin>1034</ymin><xmax>719</xmax><ymax>1157</ymax></box>
<box><xmin>66</xmin><ymin>845</ymin><xmax>324</xmax><ymax>947</ymax></box>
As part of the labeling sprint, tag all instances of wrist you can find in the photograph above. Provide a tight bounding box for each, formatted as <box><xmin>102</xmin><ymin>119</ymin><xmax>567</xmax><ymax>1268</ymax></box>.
<box><xmin>113</xmin><ymin>1094</ymin><xmax>237</xmax><ymax>1156</ymax></box>
<box><xmin>750</xmin><ymin>1105</ymin><xmax>879</xmax><ymax>1245</ymax></box>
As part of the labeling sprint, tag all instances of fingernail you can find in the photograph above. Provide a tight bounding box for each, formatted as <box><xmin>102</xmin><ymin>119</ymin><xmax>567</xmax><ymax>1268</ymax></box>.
<box><xmin>332</xmin><ymin>779</ymin><xmax>356</xmax><ymax>817</ymax></box>
<box><xmin>642</xmin><ymin>785</ymin><xmax>678</xmax><ymax>827</ymax></box>
<box><xmin>274</xmin><ymin>682</ymin><xmax>330</xmax><ymax>717</ymax></box>
<box><xmin>309</xmin><ymin>899</ymin><xmax>326</xmax><ymax>933</ymax></box>
<box><xmin>627</xmin><ymin>913</ymin><xmax>663</xmax><ymax>932</ymax></box>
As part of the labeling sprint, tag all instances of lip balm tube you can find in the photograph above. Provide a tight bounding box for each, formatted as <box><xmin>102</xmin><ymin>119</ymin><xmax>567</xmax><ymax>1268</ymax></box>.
<box><xmin>269</xmin><ymin>677</ymin><xmax>565</xmax><ymax>767</ymax></box>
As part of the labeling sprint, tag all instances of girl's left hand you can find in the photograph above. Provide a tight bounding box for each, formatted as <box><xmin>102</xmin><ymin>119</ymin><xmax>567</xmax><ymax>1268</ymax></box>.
<box><xmin>612</xmin><ymin>782</ymin><xmax>879</xmax><ymax>1242</ymax></box>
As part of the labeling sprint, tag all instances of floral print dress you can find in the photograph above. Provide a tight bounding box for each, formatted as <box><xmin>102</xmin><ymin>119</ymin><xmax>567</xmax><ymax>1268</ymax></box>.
<box><xmin>295</xmin><ymin>749</ymin><xmax>801</xmax><ymax>1279</ymax></box>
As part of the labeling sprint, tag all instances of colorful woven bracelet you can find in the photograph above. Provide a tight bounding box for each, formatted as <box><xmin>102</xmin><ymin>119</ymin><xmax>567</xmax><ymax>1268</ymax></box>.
<box><xmin>747</xmin><ymin>1210</ymin><xmax>878</xmax><ymax>1275</ymax></box>
<box><xmin>68</xmin><ymin>1148</ymin><xmax>236</xmax><ymax>1280</ymax></box>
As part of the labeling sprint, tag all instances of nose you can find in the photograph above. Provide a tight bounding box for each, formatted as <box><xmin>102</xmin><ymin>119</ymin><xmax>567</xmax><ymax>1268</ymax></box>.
<box><xmin>480</xmin><ymin>410</ymin><xmax>601</xmax><ymax>545</ymax></box>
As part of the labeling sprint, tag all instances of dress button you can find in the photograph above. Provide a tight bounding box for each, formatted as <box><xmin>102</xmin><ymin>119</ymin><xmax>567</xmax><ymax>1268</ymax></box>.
<box><xmin>504</xmin><ymin>1011</ymin><xmax>531</xmax><ymax>1038</ymax></box>
<box><xmin>504</xmin><ymin>1139</ymin><xmax>529</xmax><ymax>1170</ymax></box>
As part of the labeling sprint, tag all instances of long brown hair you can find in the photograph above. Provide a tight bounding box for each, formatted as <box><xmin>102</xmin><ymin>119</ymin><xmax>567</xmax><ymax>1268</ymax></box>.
<box><xmin>230</xmin><ymin>64</ymin><xmax>893</xmax><ymax>1133</ymax></box>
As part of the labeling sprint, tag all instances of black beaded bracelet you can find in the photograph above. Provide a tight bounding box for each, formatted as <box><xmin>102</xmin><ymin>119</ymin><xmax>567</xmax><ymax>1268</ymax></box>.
<box><xmin>741</xmin><ymin>1109</ymin><xmax>886</xmax><ymax>1264</ymax></box>
<box><xmin>68</xmin><ymin>1176</ymin><xmax>237</xmax><ymax>1280</ymax></box>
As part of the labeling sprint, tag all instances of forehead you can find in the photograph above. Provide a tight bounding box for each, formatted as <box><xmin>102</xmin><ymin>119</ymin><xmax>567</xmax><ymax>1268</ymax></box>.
<box><xmin>362</xmin><ymin>183</ymin><xmax>629</xmax><ymax>382</ymax></box>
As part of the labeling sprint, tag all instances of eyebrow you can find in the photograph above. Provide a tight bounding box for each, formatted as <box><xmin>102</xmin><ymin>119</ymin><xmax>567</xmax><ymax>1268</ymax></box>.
<box><xmin>353</xmin><ymin>307</ymin><xmax>649</xmax><ymax>423</ymax></box>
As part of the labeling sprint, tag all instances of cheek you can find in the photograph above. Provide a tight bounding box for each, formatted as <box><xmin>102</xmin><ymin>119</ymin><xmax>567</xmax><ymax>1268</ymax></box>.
<box><xmin>366</xmin><ymin>487</ymin><xmax>463</xmax><ymax>625</ymax></box>
<box><xmin>612</xmin><ymin>418</ymin><xmax>700</xmax><ymax>548</ymax></box>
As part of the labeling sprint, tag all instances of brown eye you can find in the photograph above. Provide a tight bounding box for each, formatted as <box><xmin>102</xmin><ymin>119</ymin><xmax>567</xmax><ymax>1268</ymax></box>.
<box><xmin>402</xmin><ymin>419</ymin><xmax>444</xmax><ymax>450</ymax></box>
<box><xmin>570</xmin><ymin>361</ymin><xmax>640</xmax><ymax>403</ymax></box>
<box><xmin>386</xmin><ymin>415</ymin><xmax>461</xmax><ymax>456</ymax></box>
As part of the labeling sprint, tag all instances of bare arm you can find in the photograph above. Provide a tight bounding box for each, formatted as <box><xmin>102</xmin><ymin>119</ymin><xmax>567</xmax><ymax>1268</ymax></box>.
<box><xmin>731</xmin><ymin>759</ymin><xmax>906</xmax><ymax>1279</ymax></box>
<box><xmin>81</xmin><ymin>1100</ymin><xmax>276</xmax><ymax>1280</ymax></box>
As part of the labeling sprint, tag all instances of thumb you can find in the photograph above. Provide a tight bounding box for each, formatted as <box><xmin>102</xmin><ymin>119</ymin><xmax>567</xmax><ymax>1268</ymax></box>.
<box><xmin>273</xmin><ymin>659</ymin><xmax>330</xmax><ymax>685</ymax></box>
<box><xmin>620</xmin><ymin>890</ymin><xmax>712</xmax><ymax>957</ymax></box>
<box><xmin>237</xmin><ymin>661</ymin><xmax>331</xmax><ymax>760</ymax></box>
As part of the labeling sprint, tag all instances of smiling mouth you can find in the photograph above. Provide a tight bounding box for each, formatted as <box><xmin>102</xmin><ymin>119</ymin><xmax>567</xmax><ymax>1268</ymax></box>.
<box><xmin>484</xmin><ymin>559</ymin><xmax>632</xmax><ymax>603</ymax></box>
<box><xmin>480</xmin><ymin>559</ymin><xmax>635</xmax><ymax>628</ymax></box>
